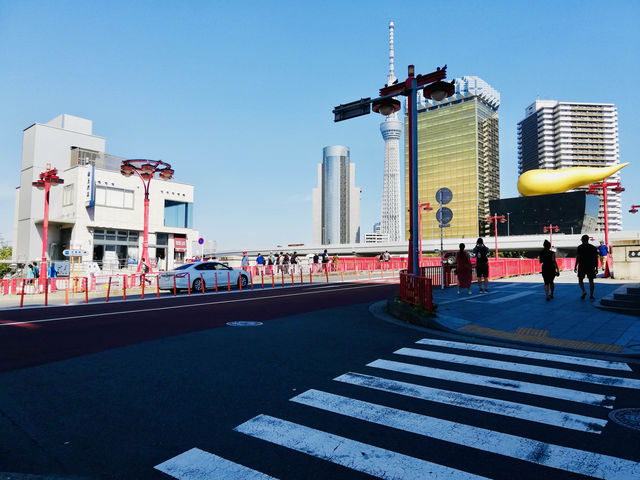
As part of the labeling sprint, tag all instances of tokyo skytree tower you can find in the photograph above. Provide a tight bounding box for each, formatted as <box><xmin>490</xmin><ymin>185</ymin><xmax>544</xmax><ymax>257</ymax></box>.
<box><xmin>379</xmin><ymin>21</ymin><xmax>403</xmax><ymax>242</ymax></box>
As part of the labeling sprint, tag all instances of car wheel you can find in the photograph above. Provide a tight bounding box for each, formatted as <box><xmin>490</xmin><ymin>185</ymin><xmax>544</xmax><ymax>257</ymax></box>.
<box><xmin>240</xmin><ymin>275</ymin><xmax>248</xmax><ymax>288</ymax></box>
<box><xmin>446</xmin><ymin>256</ymin><xmax>456</xmax><ymax>265</ymax></box>
<box><xmin>193</xmin><ymin>278</ymin><xmax>205</xmax><ymax>292</ymax></box>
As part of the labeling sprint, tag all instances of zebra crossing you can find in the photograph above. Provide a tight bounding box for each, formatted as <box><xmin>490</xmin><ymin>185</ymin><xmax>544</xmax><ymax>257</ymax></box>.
<box><xmin>155</xmin><ymin>338</ymin><xmax>640</xmax><ymax>479</ymax></box>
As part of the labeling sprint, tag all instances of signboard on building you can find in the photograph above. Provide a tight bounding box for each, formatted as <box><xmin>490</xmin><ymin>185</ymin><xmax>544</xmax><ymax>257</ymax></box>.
<box><xmin>85</xmin><ymin>164</ymin><xmax>95</xmax><ymax>207</ymax></box>
<box><xmin>174</xmin><ymin>237</ymin><xmax>187</xmax><ymax>252</ymax></box>
<box><xmin>63</xmin><ymin>249</ymin><xmax>88</xmax><ymax>256</ymax></box>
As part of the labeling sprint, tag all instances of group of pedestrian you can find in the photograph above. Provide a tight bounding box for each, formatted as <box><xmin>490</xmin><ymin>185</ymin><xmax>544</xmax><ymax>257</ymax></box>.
<box><xmin>455</xmin><ymin>238</ymin><xmax>489</xmax><ymax>295</ymax></box>
<box><xmin>455</xmin><ymin>235</ymin><xmax>603</xmax><ymax>302</ymax></box>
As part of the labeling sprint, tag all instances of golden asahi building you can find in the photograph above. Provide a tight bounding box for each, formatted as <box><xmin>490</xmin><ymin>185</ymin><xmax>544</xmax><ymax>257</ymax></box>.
<box><xmin>405</xmin><ymin>76</ymin><xmax>500</xmax><ymax>239</ymax></box>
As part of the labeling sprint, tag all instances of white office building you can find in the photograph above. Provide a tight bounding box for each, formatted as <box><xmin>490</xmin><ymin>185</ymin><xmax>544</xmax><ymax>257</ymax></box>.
<box><xmin>517</xmin><ymin>100</ymin><xmax>622</xmax><ymax>231</ymax></box>
<box><xmin>13</xmin><ymin>114</ymin><xmax>199</xmax><ymax>271</ymax></box>
<box><xmin>312</xmin><ymin>145</ymin><xmax>361</xmax><ymax>245</ymax></box>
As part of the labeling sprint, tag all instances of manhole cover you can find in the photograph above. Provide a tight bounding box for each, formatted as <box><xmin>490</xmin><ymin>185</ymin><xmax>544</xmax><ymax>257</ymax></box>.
<box><xmin>226</xmin><ymin>321</ymin><xmax>263</xmax><ymax>327</ymax></box>
<box><xmin>608</xmin><ymin>408</ymin><xmax>640</xmax><ymax>431</ymax></box>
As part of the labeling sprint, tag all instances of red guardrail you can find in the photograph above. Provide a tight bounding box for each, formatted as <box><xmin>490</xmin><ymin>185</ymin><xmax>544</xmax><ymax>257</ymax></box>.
<box><xmin>399</xmin><ymin>272</ymin><xmax>433</xmax><ymax>311</ymax></box>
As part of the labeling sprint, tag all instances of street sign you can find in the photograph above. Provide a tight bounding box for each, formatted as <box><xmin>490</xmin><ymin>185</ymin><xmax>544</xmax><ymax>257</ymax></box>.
<box><xmin>436</xmin><ymin>207</ymin><xmax>453</xmax><ymax>225</ymax></box>
<box><xmin>63</xmin><ymin>249</ymin><xmax>87</xmax><ymax>256</ymax></box>
<box><xmin>333</xmin><ymin>98</ymin><xmax>372</xmax><ymax>122</ymax></box>
<box><xmin>198</xmin><ymin>237</ymin><xmax>204</xmax><ymax>245</ymax></box>
<box><xmin>435</xmin><ymin>187</ymin><xmax>453</xmax><ymax>205</ymax></box>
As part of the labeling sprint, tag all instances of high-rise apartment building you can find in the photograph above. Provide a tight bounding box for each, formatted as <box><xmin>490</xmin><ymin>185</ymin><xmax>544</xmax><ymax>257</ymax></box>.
<box><xmin>312</xmin><ymin>146</ymin><xmax>361</xmax><ymax>245</ymax></box>
<box><xmin>406</xmin><ymin>76</ymin><xmax>500</xmax><ymax>239</ymax></box>
<box><xmin>517</xmin><ymin>100</ymin><xmax>621</xmax><ymax>231</ymax></box>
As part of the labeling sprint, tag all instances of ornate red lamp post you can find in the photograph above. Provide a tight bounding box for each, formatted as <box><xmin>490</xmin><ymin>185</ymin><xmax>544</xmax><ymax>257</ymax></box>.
<box><xmin>486</xmin><ymin>213</ymin><xmax>506</xmax><ymax>258</ymax></box>
<box><xmin>32</xmin><ymin>164</ymin><xmax>64</xmax><ymax>288</ymax></box>
<box><xmin>588</xmin><ymin>181</ymin><xmax>624</xmax><ymax>248</ymax></box>
<box><xmin>543</xmin><ymin>224</ymin><xmax>560</xmax><ymax>247</ymax></box>
<box><xmin>120</xmin><ymin>159</ymin><xmax>174</xmax><ymax>273</ymax></box>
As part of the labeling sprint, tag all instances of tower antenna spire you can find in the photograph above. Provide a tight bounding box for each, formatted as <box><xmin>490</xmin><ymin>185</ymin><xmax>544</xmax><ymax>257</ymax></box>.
<box><xmin>387</xmin><ymin>21</ymin><xmax>396</xmax><ymax>87</ymax></box>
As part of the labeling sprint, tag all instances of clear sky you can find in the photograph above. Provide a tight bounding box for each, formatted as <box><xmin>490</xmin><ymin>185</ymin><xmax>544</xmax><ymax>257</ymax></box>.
<box><xmin>1</xmin><ymin>1</ymin><xmax>639</xmax><ymax>250</ymax></box>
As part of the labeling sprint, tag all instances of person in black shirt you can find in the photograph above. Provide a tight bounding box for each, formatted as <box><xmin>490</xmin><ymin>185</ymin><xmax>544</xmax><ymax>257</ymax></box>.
<box><xmin>539</xmin><ymin>240</ymin><xmax>559</xmax><ymax>301</ymax></box>
<box><xmin>472</xmin><ymin>238</ymin><xmax>490</xmax><ymax>293</ymax></box>
<box><xmin>574</xmin><ymin>235</ymin><xmax>598</xmax><ymax>300</ymax></box>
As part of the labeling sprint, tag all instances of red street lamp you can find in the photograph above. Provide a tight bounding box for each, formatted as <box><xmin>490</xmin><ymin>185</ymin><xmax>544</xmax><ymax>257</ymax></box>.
<box><xmin>120</xmin><ymin>159</ymin><xmax>174</xmax><ymax>274</ymax></box>
<box><xmin>629</xmin><ymin>205</ymin><xmax>640</xmax><ymax>214</ymax></box>
<box><xmin>486</xmin><ymin>213</ymin><xmax>506</xmax><ymax>258</ymax></box>
<box><xmin>543</xmin><ymin>224</ymin><xmax>560</xmax><ymax>247</ymax></box>
<box><xmin>334</xmin><ymin>65</ymin><xmax>454</xmax><ymax>274</ymax></box>
<box><xmin>32</xmin><ymin>164</ymin><xmax>64</xmax><ymax>288</ymax></box>
<box><xmin>588</xmin><ymin>181</ymin><xmax>624</xmax><ymax>249</ymax></box>
<box><xmin>418</xmin><ymin>202</ymin><xmax>433</xmax><ymax>267</ymax></box>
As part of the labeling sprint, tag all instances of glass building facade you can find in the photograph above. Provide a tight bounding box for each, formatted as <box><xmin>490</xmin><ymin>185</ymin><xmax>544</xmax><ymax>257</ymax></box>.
<box><xmin>405</xmin><ymin>82</ymin><xmax>500</xmax><ymax>240</ymax></box>
<box><xmin>322</xmin><ymin>146</ymin><xmax>350</xmax><ymax>244</ymax></box>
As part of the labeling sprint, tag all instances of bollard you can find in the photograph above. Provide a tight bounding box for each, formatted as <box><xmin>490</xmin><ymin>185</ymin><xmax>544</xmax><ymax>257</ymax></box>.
<box><xmin>300</xmin><ymin>270</ymin><xmax>304</xmax><ymax>285</ymax></box>
<box><xmin>261</xmin><ymin>270</ymin><xmax>264</xmax><ymax>289</ymax></box>
<box><xmin>123</xmin><ymin>275</ymin><xmax>127</xmax><ymax>301</ymax></box>
<box><xmin>340</xmin><ymin>270</ymin><xmax>344</xmax><ymax>282</ymax></box>
<box><xmin>215</xmin><ymin>272</ymin><xmax>218</xmax><ymax>293</ymax></box>
<box><xmin>141</xmin><ymin>276</ymin><xmax>145</xmax><ymax>299</ymax></box>
<box><xmin>250</xmin><ymin>273</ymin><xmax>254</xmax><ymax>290</ymax></box>
<box><xmin>187</xmin><ymin>274</ymin><xmax>191</xmax><ymax>296</ymax></box>
<box><xmin>271</xmin><ymin>270</ymin><xmax>275</xmax><ymax>287</ymax></box>
<box><xmin>65</xmin><ymin>281</ymin><xmax>69</xmax><ymax>304</ymax></box>
<box><xmin>380</xmin><ymin>266</ymin><xmax>384</xmax><ymax>279</ymax></box>
<box><xmin>310</xmin><ymin>269</ymin><xmax>313</xmax><ymax>284</ymax></box>
<box><xmin>227</xmin><ymin>272</ymin><xmax>231</xmax><ymax>292</ymax></box>
<box><xmin>325</xmin><ymin>268</ymin><xmax>329</xmax><ymax>283</ymax></box>
<box><xmin>106</xmin><ymin>277</ymin><xmax>112</xmax><ymax>302</ymax></box>
<box><xmin>368</xmin><ymin>269</ymin><xmax>371</xmax><ymax>280</ymax></box>
<box><xmin>200</xmin><ymin>274</ymin><xmax>205</xmax><ymax>294</ymax></box>
<box><xmin>238</xmin><ymin>273</ymin><xmax>242</xmax><ymax>291</ymax></box>
<box><xmin>84</xmin><ymin>278</ymin><xmax>89</xmax><ymax>303</ymax></box>
<box><xmin>156</xmin><ymin>276</ymin><xmax>160</xmax><ymax>297</ymax></box>
<box><xmin>19</xmin><ymin>279</ymin><xmax>26</xmax><ymax>308</ymax></box>
<box><xmin>291</xmin><ymin>270</ymin><xmax>294</xmax><ymax>286</ymax></box>
<box><xmin>281</xmin><ymin>270</ymin><xmax>284</xmax><ymax>287</ymax></box>
<box><xmin>173</xmin><ymin>276</ymin><xmax>176</xmax><ymax>296</ymax></box>
<box><xmin>44</xmin><ymin>278</ymin><xmax>48</xmax><ymax>306</ymax></box>
<box><xmin>355</xmin><ymin>267</ymin><xmax>358</xmax><ymax>281</ymax></box>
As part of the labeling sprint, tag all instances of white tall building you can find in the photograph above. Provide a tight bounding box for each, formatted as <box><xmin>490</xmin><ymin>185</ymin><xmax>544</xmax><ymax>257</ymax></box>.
<box><xmin>312</xmin><ymin>146</ymin><xmax>361</xmax><ymax>245</ymax></box>
<box><xmin>379</xmin><ymin>21</ymin><xmax>403</xmax><ymax>242</ymax></box>
<box><xmin>13</xmin><ymin>114</ymin><xmax>199</xmax><ymax>271</ymax></box>
<box><xmin>517</xmin><ymin>100</ymin><xmax>622</xmax><ymax>231</ymax></box>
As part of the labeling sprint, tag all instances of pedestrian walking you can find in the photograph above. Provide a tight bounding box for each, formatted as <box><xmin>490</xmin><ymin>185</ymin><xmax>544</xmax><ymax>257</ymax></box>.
<box><xmin>290</xmin><ymin>251</ymin><xmax>298</xmax><ymax>274</ymax></box>
<box><xmin>574</xmin><ymin>234</ymin><xmax>598</xmax><ymax>300</ymax></box>
<box><xmin>141</xmin><ymin>257</ymin><xmax>152</xmax><ymax>285</ymax></box>
<box><xmin>598</xmin><ymin>241</ymin><xmax>609</xmax><ymax>272</ymax></box>
<box><xmin>472</xmin><ymin>238</ymin><xmax>490</xmax><ymax>293</ymax></box>
<box><xmin>539</xmin><ymin>240</ymin><xmax>560</xmax><ymax>301</ymax></box>
<box><xmin>241</xmin><ymin>251</ymin><xmax>249</xmax><ymax>271</ymax></box>
<box><xmin>256</xmin><ymin>253</ymin><xmax>264</xmax><ymax>265</ymax></box>
<box><xmin>283</xmin><ymin>252</ymin><xmax>290</xmax><ymax>274</ymax></box>
<box><xmin>313</xmin><ymin>253</ymin><xmax>319</xmax><ymax>273</ymax></box>
<box><xmin>455</xmin><ymin>243</ymin><xmax>473</xmax><ymax>295</ymax></box>
<box><xmin>321</xmin><ymin>249</ymin><xmax>329</xmax><ymax>272</ymax></box>
<box><xmin>332</xmin><ymin>254</ymin><xmax>339</xmax><ymax>272</ymax></box>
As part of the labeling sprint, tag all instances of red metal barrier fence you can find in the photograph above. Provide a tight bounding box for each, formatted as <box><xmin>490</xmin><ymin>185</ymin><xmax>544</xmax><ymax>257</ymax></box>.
<box><xmin>399</xmin><ymin>273</ymin><xmax>433</xmax><ymax>311</ymax></box>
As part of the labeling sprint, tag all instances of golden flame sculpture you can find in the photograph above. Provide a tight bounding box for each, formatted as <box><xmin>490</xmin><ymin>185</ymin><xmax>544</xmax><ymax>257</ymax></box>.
<box><xmin>517</xmin><ymin>163</ymin><xmax>629</xmax><ymax>196</ymax></box>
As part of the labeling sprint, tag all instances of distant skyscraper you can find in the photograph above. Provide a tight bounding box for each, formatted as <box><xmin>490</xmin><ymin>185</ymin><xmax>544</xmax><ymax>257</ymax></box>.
<box><xmin>407</xmin><ymin>76</ymin><xmax>500</xmax><ymax>239</ymax></box>
<box><xmin>379</xmin><ymin>21</ymin><xmax>403</xmax><ymax>242</ymax></box>
<box><xmin>312</xmin><ymin>146</ymin><xmax>361</xmax><ymax>245</ymax></box>
<box><xmin>518</xmin><ymin>100</ymin><xmax>621</xmax><ymax>231</ymax></box>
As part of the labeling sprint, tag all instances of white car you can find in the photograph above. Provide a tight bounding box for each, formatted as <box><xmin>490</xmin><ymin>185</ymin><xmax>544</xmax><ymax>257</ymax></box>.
<box><xmin>158</xmin><ymin>262</ymin><xmax>250</xmax><ymax>292</ymax></box>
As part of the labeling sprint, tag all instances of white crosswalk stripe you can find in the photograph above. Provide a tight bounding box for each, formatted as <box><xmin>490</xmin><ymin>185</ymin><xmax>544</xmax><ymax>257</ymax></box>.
<box><xmin>395</xmin><ymin>347</ymin><xmax>640</xmax><ymax>389</ymax></box>
<box><xmin>414</xmin><ymin>338</ymin><xmax>632</xmax><ymax>371</ymax></box>
<box><xmin>234</xmin><ymin>414</ymin><xmax>491</xmax><ymax>480</ymax></box>
<box><xmin>154</xmin><ymin>448</ymin><xmax>278</xmax><ymax>479</ymax></box>
<box><xmin>334</xmin><ymin>371</ymin><xmax>607</xmax><ymax>433</ymax></box>
<box><xmin>155</xmin><ymin>338</ymin><xmax>639</xmax><ymax>479</ymax></box>
<box><xmin>367</xmin><ymin>358</ymin><xmax>615</xmax><ymax>407</ymax></box>
<box><xmin>291</xmin><ymin>389</ymin><xmax>640</xmax><ymax>480</ymax></box>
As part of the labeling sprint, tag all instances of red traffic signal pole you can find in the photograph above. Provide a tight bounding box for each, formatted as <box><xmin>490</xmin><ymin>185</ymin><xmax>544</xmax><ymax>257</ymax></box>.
<box><xmin>486</xmin><ymin>213</ymin><xmax>506</xmax><ymax>258</ymax></box>
<box><xmin>32</xmin><ymin>164</ymin><xmax>64</xmax><ymax>289</ymax></box>
<box><xmin>543</xmin><ymin>224</ymin><xmax>560</xmax><ymax>247</ymax></box>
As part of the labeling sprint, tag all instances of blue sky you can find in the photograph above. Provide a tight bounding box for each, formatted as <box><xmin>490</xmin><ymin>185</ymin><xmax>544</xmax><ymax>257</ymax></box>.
<box><xmin>1</xmin><ymin>1</ymin><xmax>639</xmax><ymax>250</ymax></box>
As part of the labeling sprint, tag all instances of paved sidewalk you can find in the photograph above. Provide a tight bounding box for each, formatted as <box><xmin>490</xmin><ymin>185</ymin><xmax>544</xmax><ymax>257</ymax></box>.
<box><xmin>431</xmin><ymin>270</ymin><xmax>640</xmax><ymax>356</ymax></box>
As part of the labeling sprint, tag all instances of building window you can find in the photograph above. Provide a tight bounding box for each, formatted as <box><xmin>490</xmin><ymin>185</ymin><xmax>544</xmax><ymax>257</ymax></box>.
<box><xmin>164</xmin><ymin>200</ymin><xmax>193</xmax><ymax>228</ymax></box>
<box><xmin>63</xmin><ymin>184</ymin><xmax>74</xmax><ymax>206</ymax></box>
<box><xmin>95</xmin><ymin>185</ymin><xmax>135</xmax><ymax>209</ymax></box>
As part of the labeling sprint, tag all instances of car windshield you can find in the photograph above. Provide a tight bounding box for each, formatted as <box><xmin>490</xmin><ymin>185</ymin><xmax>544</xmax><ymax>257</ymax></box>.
<box><xmin>174</xmin><ymin>264</ymin><xmax>192</xmax><ymax>271</ymax></box>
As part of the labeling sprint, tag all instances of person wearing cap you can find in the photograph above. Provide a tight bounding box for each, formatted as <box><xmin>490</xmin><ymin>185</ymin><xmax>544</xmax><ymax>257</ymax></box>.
<box><xmin>241</xmin><ymin>251</ymin><xmax>249</xmax><ymax>270</ymax></box>
<box><xmin>597</xmin><ymin>241</ymin><xmax>609</xmax><ymax>272</ymax></box>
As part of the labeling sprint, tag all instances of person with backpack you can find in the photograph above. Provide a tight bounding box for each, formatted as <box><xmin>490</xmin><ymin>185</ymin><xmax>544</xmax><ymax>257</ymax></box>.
<box><xmin>472</xmin><ymin>238</ymin><xmax>490</xmax><ymax>293</ymax></box>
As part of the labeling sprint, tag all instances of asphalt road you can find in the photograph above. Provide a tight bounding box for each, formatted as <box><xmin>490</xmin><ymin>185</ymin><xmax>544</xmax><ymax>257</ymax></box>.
<box><xmin>1</xmin><ymin>281</ymin><xmax>639</xmax><ymax>480</ymax></box>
